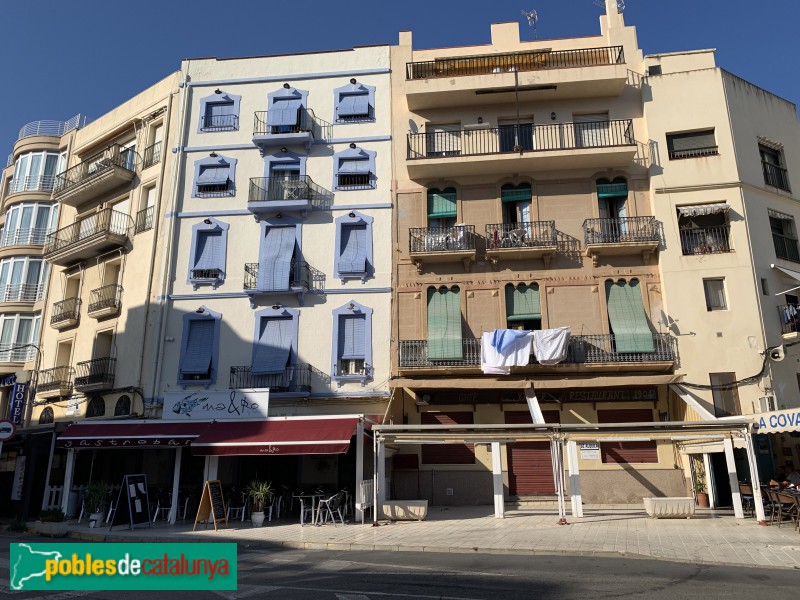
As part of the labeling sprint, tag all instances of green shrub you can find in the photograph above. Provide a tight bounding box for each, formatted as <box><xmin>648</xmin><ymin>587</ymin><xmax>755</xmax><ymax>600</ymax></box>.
<box><xmin>7</xmin><ymin>519</ymin><xmax>27</xmax><ymax>533</ymax></box>
<box><xmin>38</xmin><ymin>509</ymin><xmax>66</xmax><ymax>523</ymax></box>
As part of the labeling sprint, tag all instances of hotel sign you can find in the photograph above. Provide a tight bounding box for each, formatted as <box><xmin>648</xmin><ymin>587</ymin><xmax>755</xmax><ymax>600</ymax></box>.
<box><xmin>163</xmin><ymin>390</ymin><xmax>269</xmax><ymax>420</ymax></box>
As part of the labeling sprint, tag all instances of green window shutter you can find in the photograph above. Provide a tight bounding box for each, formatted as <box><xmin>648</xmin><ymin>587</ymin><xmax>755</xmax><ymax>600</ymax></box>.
<box><xmin>427</xmin><ymin>188</ymin><xmax>457</xmax><ymax>219</ymax></box>
<box><xmin>501</xmin><ymin>183</ymin><xmax>532</xmax><ymax>203</ymax></box>
<box><xmin>505</xmin><ymin>284</ymin><xmax>541</xmax><ymax>321</ymax></box>
<box><xmin>427</xmin><ymin>287</ymin><xmax>463</xmax><ymax>359</ymax></box>
<box><xmin>597</xmin><ymin>182</ymin><xmax>628</xmax><ymax>198</ymax></box>
<box><xmin>605</xmin><ymin>280</ymin><xmax>655</xmax><ymax>353</ymax></box>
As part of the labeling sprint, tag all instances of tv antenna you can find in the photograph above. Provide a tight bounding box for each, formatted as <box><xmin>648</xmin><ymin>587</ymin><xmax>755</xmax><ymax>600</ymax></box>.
<box><xmin>593</xmin><ymin>0</ymin><xmax>625</xmax><ymax>11</ymax></box>
<box><xmin>521</xmin><ymin>9</ymin><xmax>538</xmax><ymax>38</ymax></box>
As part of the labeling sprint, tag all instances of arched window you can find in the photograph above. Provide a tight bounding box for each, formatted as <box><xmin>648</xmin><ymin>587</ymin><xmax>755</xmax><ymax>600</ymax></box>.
<box><xmin>500</xmin><ymin>183</ymin><xmax>532</xmax><ymax>227</ymax></box>
<box><xmin>596</xmin><ymin>177</ymin><xmax>628</xmax><ymax>222</ymax></box>
<box><xmin>39</xmin><ymin>406</ymin><xmax>54</xmax><ymax>424</ymax></box>
<box><xmin>114</xmin><ymin>395</ymin><xmax>131</xmax><ymax>417</ymax></box>
<box><xmin>505</xmin><ymin>283</ymin><xmax>541</xmax><ymax>331</ymax></box>
<box><xmin>426</xmin><ymin>188</ymin><xmax>457</xmax><ymax>228</ymax></box>
<box><xmin>85</xmin><ymin>396</ymin><xmax>106</xmax><ymax>419</ymax></box>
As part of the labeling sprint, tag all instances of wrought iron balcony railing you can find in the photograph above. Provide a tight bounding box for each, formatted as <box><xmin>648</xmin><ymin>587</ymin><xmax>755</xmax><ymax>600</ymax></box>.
<box><xmin>253</xmin><ymin>108</ymin><xmax>316</xmax><ymax>136</ymax></box>
<box><xmin>773</xmin><ymin>232</ymin><xmax>800</xmax><ymax>263</ymax></box>
<box><xmin>44</xmin><ymin>208</ymin><xmax>132</xmax><ymax>256</ymax></box>
<box><xmin>0</xmin><ymin>283</ymin><xmax>44</xmax><ymax>303</ymax></box>
<box><xmin>398</xmin><ymin>333</ymin><xmax>676</xmax><ymax>368</ymax></box>
<box><xmin>200</xmin><ymin>114</ymin><xmax>239</xmax><ymax>132</ymax></box>
<box><xmin>680</xmin><ymin>225</ymin><xmax>731</xmax><ymax>255</ymax></box>
<box><xmin>0</xmin><ymin>227</ymin><xmax>49</xmax><ymax>247</ymax></box>
<box><xmin>408</xmin><ymin>120</ymin><xmax>635</xmax><ymax>159</ymax></box>
<box><xmin>486</xmin><ymin>221</ymin><xmax>556</xmax><ymax>249</ymax></box>
<box><xmin>409</xmin><ymin>225</ymin><xmax>476</xmax><ymax>254</ymax></box>
<box><xmin>54</xmin><ymin>144</ymin><xmax>138</xmax><ymax>195</ymax></box>
<box><xmin>51</xmin><ymin>297</ymin><xmax>81</xmax><ymax>325</ymax></box>
<box><xmin>0</xmin><ymin>344</ymin><xmax>37</xmax><ymax>363</ymax></box>
<box><xmin>248</xmin><ymin>176</ymin><xmax>330</xmax><ymax>208</ymax></box>
<box><xmin>7</xmin><ymin>175</ymin><xmax>58</xmax><ymax>195</ymax></box>
<box><xmin>142</xmin><ymin>141</ymin><xmax>162</xmax><ymax>169</ymax></box>
<box><xmin>87</xmin><ymin>284</ymin><xmax>122</xmax><ymax>314</ymax></box>
<box><xmin>230</xmin><ymin>364</ymin><xmax>312</xmax><ymax>392</ymax></box>
<box><xmin>243</xmin><ymin>260</ymin><xmax>311</xmax><ymax>291</ymax></box>
<box><xmin>190</xmin><ymin>268</ymin><xmax>224</xmax><ymax>282</ymax></box>
<box><xmin>406</xmin><ymin>45</ymin><xmax>624</xmax><ymax>79</ymax></box>
<box><xmin>134</xmin><ymin>206</ymin><xmax>154</xmax><ymax>233</ymax></box>
<box><xmin>778</xmin><ymin>304</ymin><xmax>800</xmax><ymax>336</ymax></box>
<box><xmin>16</xmin><ymin>115</ymin><xmax>85</xmax><ymax>141</ymax></box>
<box><xmin>763</xmin><ymin>161</ymin><xmax>791</xmax><ymax>192</ymax></box>
<box><xmin>74</xmin><ymin>357</ymin><xmax>116</xmax><ymax>389</ymax></box>
<box><xmin>668</xmin><ymin>146</ymin><xmax>719</xmax><ymax>160</ymax></box>
<box><xmin>37</xmin><ymin>366</ymin><xmax>74</xmax><ymax>394</ymax></box>
<box><xmin>583</xmin><ymin>216</ymin><xmax>659</xmax><ymax>245</ymax></box>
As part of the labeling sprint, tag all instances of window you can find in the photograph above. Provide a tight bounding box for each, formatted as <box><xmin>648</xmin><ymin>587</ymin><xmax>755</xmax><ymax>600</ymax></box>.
<box><xmin>427</xmin><ymin>286</ymin><xmax>462</xmax><ymax>360</ymax></box>
<box><xmin>0</xmin><ymin>257</ymin><xmax>48</xmax><ymax>302</ymax></box>
<box><xmin>421</xmin><ymin>412</ymin><xmax>475</xmax><ymax>464</ymax></box>
<box><xmin>0</xmin><ymin>313</ymin><xmax>41</xmax><ymax>362</ymax></box>
<box><xmin>647</xmin><ymin>65</ymin><xmax>662</xmax><ymax>76</ymax></box>
<box><xmin>666</xmin><ymin>130</ymin><xmax>718</xmax><ymax>159</ymax></box>
<box><xmin>333</xmin><ymin>81</ymin><xmax>375</xmax><ymax>123</ymax></box>
<box><xmin>573</xmin><ymin>113</ymin><xmax>610</xmax><ymax>148</ymax></box>
<box><xmin>677</xmin><ymin>203</ymin><xmax>731</xmax><ymax>255</ymax></box>
<box><xmin>135</xmin><ymin>186</ymin><xmax>156</xmax><ymax>234</ymax></box>
<box><xmin>710</xmin><ymin>372</ymin><xmax>741</xmax><ymax>417</ymax></box>
<box><xmin>192</xmin><ymin>155</ymin><xmax>237</xmax><ymax>198</ymax></box>
<box><xmin>331</xmin><ymin>301</ymin><xmax>373</xmax><ymax>383</ymax></box>
<box><xmin>38</xmin><ymin>406</ymin><xmax>54</xmax><ymax>425</ymax></box>
<box><xmin>256</xmin><ymin>221</ymin><xmax>301</xmax><ymax>291</ymax></box>
<box><xmin>85</xmin><ymin>396</ymin><xmax>106</xmax><ymax>418</ymax></box>
<box><xmin>501</xmin><ymin>183</ymin><xmax>532</xmax><ymax>226</ymax></box>
<box><xmin>759</xmin><ymin>143</ymin><xmax>791</xmax><ymax>191</ymax></box>
<box><xmin>427</xmin><ymin>188</ymin><xmax>457</xmax><ymax>229</ymax></box>
<box><xmin>178</xmin><ymin>307</ymin><xmax>221</xmax><ymax>385</ymax></box>
<box><xmin>598</xmin><ymin>409</ymin><xmax>658</xmax><ymax>463</ymax></box>
<box><xmin>605</xmin><ymin>279</ymin><xmax>654</xmax><ymax>353</ymax></box>
<box><xmin>114</xmin><ymin>395</ymin><xmax>131</xmax><ymax>416</ymax></box>
<box><xmin>333</xmin><ymin>146</ymin><xmax>376</xmax><ymax>190</ymax></box>
<box><xmin>498</xmin><ymin>119</ymin><xmax>535</xmax><ymax>152</ymax></box>
<box><xmin>10</xmin><ymin>150</ymin><xmax>65</xmax><ymax>194</ymax></box>
<box><xmin>703</xmin><ymin>278</ymin><xmax>727</xmax><ymax>311</ymax></box>
<box><xmin>198</xmin><ymin>90</ymin><xmax>241</xmax><ymax>132</ymax></box>
<box><xmin>505</xmin><ymin>283</ymin><xmax>541</xmax><ymax>331</ymax></box>
<box><xmin>251</xmin><ymin>306</ymin><xmax>299</xmax><ymax>376</ymax></box>
<box><xmin>265</xmin><ymin>86</ymin><xmax>308</xmax><ymax>133</ymax></box>
<box><xmin>769</xmin><ymin>210</ymin><xmax>800</xmax><ymax>262</ymax></box>
<box><xmin>425</xmin><ymin>124</ymin><xmax>461</xmax><ymax>157</ymax></box>
<box><xmin>334</xmin><ymin>211</ymin><xmax>373</xmax><ymax>281</ymax></box>
<box><xmin>1</xmin><ymin>202</ymin><xmax>57</xmax><ymax>247</ymax></box>
<box><xmin>188</xmin><ymin>218</ymin><xmax>229</xmax><ymax>288</ymax></box>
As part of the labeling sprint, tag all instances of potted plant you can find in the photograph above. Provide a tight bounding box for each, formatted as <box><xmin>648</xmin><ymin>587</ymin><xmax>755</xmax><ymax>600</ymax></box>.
<box><xmin>84</xmin><ymin>481</ymin><xmax>109</xmax><ymax>527</ymax></box>
<box><xmin>36</xmin><ymin>509</ymin><xmax>68</xmax><ymax>538</ymax></box>
<box><xmin>693</xmin><ymin>480</ymin><xmax>709</xmax><ymax>507</ymax></box>
<box><xmin>244</xmin><ymin>480</ymin><xmax>274</xmax><ymax>527</ymax></box>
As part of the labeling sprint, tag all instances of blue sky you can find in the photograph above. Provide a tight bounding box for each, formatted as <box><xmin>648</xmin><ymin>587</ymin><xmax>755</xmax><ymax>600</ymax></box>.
<box><xmin>2</xmin><ymin>0</ymin><xmax>798</xmax><ymax>152</ymax></box>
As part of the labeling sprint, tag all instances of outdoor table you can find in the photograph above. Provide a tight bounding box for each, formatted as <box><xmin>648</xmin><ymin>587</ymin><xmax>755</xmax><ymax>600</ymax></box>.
<box><xmin>295</xmin><ymin>493</ymin><xmax>325</xmax><ymax>526</ymax></box>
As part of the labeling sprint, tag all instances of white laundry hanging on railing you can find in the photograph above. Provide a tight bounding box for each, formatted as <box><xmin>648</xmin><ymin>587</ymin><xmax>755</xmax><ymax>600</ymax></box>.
<box><xmin>480</xmin><ymin>330</ymin><xmax>534</xmax><ymax>375</ymax></box>
<box><xmin>532</xmin><ymin>327</ymin><xmax>571</xmax><ymax>365</ymax></box>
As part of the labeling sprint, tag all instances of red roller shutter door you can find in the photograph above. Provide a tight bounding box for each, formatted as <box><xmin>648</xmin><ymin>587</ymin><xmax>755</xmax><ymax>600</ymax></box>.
<box><xmin>505</xmin><ymin>410</ymin><xmax>560</xmax><ymax>495</ymax></box>
<box><xmin>597</xmin><ymin>409</ymin><xmax>658</xmax><ymax>464</ymax></box>
<box><xmin>420</xmin><ymin>412</ymin><xmax>475</xmax><ymax>465</ymax></box>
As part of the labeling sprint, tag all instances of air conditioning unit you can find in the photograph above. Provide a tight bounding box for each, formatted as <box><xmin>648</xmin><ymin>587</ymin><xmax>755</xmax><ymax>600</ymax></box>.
<box><xmin>758</xmin><ymin>395</ymin><xmax>777</xmax><ymax>413</ymax></box>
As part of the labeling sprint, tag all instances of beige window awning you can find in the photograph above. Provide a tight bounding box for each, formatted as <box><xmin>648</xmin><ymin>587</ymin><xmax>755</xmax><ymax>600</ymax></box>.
<box><xmin>677</xmin><ymin>203</ymin><xmax>729</xmax><ymax>217</ymax></box>
<box><xmin>389</xmin><ymin>374</ymin><xmax>682</xmax><ymax>390</ymax></box>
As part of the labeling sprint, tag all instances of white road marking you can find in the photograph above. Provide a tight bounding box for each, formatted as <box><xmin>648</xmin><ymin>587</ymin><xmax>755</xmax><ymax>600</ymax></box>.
<box><xmin>336</xmin><ymin>594</ymin><xmax>372</xmax><ymax>600</ymax></box>
<box><xmin>212</xmin><ymin>585</ymin><xmax>279</xmax><ymax>599</ymax></box>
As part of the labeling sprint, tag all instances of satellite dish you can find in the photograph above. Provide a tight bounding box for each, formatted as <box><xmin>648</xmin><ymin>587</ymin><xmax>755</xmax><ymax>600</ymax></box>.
<box><xmin>521</xmin><ymin>9</ymin><xmax>538</xmax><ymax>38</ymax></box>
<box><xmin>408</xmin><ymin>119</ymin><xmax>419</xmax><ymax>134</ymax></box>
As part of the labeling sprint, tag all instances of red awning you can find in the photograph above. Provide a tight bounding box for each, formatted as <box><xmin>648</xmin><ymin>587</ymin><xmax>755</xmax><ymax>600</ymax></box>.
<box><xmin>191</xmin><ymin>416</ymin><xmax>362</xmax><ymax>456</ymax></box>
<box><xmin>56</xmin><ymin>421</ymin><xmax>212</xmax><ymax>449</ymax></box>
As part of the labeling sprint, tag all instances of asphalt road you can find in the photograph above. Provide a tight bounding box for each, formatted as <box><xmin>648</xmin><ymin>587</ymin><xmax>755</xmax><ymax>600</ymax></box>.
<box><xmin>1</xmin><ymin>535</ymin><xmax>797</xmax><ymax>599</ymax></box>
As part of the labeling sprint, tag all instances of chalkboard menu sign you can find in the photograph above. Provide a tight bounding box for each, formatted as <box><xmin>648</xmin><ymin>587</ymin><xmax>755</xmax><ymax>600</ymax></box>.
<box><xmin>193</xmin><ymin>480</ymin><xmax>228</xmax><ymax>531</ymax></box>
<box><xmin>110</xmin><ymin>474</ymin><xmax>152</xmax><ymax>531</ymax></box>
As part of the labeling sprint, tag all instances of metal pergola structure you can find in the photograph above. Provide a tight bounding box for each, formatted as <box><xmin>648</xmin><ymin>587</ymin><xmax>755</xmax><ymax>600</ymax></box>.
<box><xmin>372</xmin><ymin>418</ymin><xmax>767</xmax><ymax>524</ymax></box>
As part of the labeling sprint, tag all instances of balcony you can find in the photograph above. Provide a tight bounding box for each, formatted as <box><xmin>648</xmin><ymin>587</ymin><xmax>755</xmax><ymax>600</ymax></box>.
<box><xmin>0</xmin><ymin>283</ymin><xmax>44</xmax><ymax>304</ymax></box>
<box><xmin>142</xmin><ymin>141</ymin><xmax>162</xmax><ymax>170</ymax></box>
<box><xmin>252</xmin><ymin>108</ymin><xmax>322</xmax><ymax>150</ymax></box>
<box><xmin>406</xmin><ymin>120</ymin><xmax>636</xmax><ymax>179</ymax></box>
<box><xmin>773</xmin><ymin>232</ymin><xmax>800</xmax><ymax>263</ymax></box>
<box><xmin>53</xmin><ymin>144</ymin><xmax>138</xmax><ymax>207</ymax></box>
<box><xmin>229</xmin><ymin>364</ymin><xmax>313</xmax><ymax>394</ymax></box>
<box><xmin>200</xmin><ymin>114</ymin><xmax>238</xmax><ymax>132</ymax></box>
<box><xmin>74</xmin><ymin>357</ymin><xmax>116</xmax><ymax>392</ymax></box>
<box><xmin>763</xmin><ymin>161</ymin><xmax>791</xmax><ymax>192</ymax></box>
<box><xmin>7</xmin><ymin>175</ymin><xmax>57</xmax><ymax>196</ymax></box>
<box><xmin>134</xmin><ymin>205</ymin><xmax>154</xmax><ymax>234</ymax></box>
<box><xmin>50</xmin><ymin>297</ymin><xmax>81</xmax><ymax>329</ymax></box>
<box><xmin>680</xmin><ymin>225</ymin><xmax>731</xmax><ymax>256</ymax></box>
<box><xmin>583</xmin><ymin>216</ymin><xmax>660</xmax><ymax>265</ymax></box>
<box><xmin>44</xmin><ymin>208</ymin><xmax>132</xmax><ymax>266</ymax></box>
<box><xmin>485</xmin><ymin>221</ymin><xmax>557</xmax><ymax>266</ymax></box>
<box><xmin>404</xmin><ymin>46</ymin><xmax>628</xmax><ymax>110</ymax></box>
<box><xmin>668</xmin><ymin>146</ymin><xmax>719</xmax><ymax>160</ymax></box>
<box><xmin>243</xmin><ymin>259</ymin><xmax>317</xmax><ymax>305</ymax></box>
<box><xmin>0</xmin><ymin>227</ymin><xmax>49</xmax><ymax>248</ymax></box>
<box><xmin>398</xmin><ymin>333</ymin><xmax>676</xmax><ymax>373</ymax></box>
<box><xmin>779</xmin><ymin>304</ymin><xmax>800</xmax><ymax>340</ymax></box>
<box><xmin>87</xmin><ymin>284</ymin><xmax>122</xmax><ymax>319</ymax></box>
<box><xmin>409</xmin><ymin>225</ymin><xmax>477</xmax><ymax>272</ymax></box>
<box><xmin>37</xmin><ymin>366</ymin><xmax>74</xmax><ymax>397</ymax></box>
<box><xmin>0</xmin><ymin>344</ymin><xmax>36</xmax><ymax>364</ymax></box>
<box><xmin>247</xmin><ymin>176</ymin><xmax>331</xmax><ymax>218</ymax></box>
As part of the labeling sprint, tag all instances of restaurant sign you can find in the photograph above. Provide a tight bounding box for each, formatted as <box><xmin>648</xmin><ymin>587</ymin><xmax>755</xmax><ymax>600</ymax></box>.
<box><xmin>540</xmin><ymin>388</ymin><xmax>658</xmax><ymax>403</ymax></box>
<box><xmin>755</xmin><ymin>408</ymin><xmax>800</xmax><ymax>434</ymax></box>
<box><xmin>163</xmin><ymin>390</ymin><xmax>269</xmax><ymax>420</ymax></box>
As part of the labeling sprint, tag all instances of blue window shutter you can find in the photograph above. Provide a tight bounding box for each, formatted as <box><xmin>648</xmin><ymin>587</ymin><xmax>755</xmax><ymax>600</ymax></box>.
<box><xmin>338</xmin><ymin>93</ymin><xmax>370</xmax><ymax>117</ymax></box>
<box><xmin>197</xmin><ymin>165</ymin><xmax>229</xmax><ymax>184</ymax></box>
<box><xmin>338</xmin><ymin>159</ymin><xmax>370</xmax><ymax>174</ymax></box>
<box><xmin>194</xmin><ymin>231</ymin><xmax>222</xmax><ymax>270</ymax></box>
<box><xmin>338</xmin><ymin>224</ymin><xmax>368</xmax><ymax>274</ymax></box>
<box><xmin>427</xmin><ymin>288</ymin><xmax>463</xmax><ymax>360</ymax></box>
<box><xmin>252</xmin><ymin>317</ymin><xmax>293</xmax><ymax>374</ymax></box>
<box><xmin>606</xmin><ymin>280</ymin><xmax>655</xmax><ymax>353</ymax></box>
<box><xmin>266</xmin><ymin>98</ymin><xmax>301</xmax><ymax>126</ymax></box>
<box><xmin>338</xmin><ymin>314</ymin><xmax>366</xmax><ymax>359</ymax></box>
<box><xmin>258</xmin><ymin>227</ymin><xmax>296</xmax><ymax>291</ymax></box>
<box><xmin>180</xmin><ymin>319</ymin><xmax>214</xmax><ymax>375</ymax></box>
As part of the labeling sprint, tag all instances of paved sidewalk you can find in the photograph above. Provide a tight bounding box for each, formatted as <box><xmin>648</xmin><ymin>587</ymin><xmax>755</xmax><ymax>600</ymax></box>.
<box><xmin>57</xmin><ymin>505</ymin><xmax>800</xmax><ymax>569</ymax></box>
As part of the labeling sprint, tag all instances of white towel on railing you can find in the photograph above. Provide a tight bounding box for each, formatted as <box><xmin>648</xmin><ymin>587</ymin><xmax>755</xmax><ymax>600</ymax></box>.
<box><xmin>481</xmin><ymin>331</ymin><xmax>534</xmax><ymax>374</ymax></box>
<box><xmin>532</xmin><ymin>327</ymin><xmax>571</xmax><ymax>365</ymax></box>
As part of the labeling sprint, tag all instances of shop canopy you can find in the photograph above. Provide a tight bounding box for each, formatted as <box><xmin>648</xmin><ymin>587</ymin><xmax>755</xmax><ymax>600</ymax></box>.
<box><xmin>191</xmin><ymin>415</ymin><xmax>364</xmax><ymax>456</ymax></box>
<box><xmin>56</xmin><ymin>420</ymin><xmax>213</xmax><ymax>449</ymax></box>
<box><xmin>676</xmin><ymin>203</ymin><xmax>729</xmax><ymax>217</ymax></box>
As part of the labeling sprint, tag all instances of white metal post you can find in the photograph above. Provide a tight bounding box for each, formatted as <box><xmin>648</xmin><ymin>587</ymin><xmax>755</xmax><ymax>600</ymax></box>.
<box><xmin>566</xmin><ymin>440</ymin><xmax>583</xmax><ymax>518</ymax></box>
<box><xmin>60</xmin><ymin>449</ymin><xmax>75</xmax><ymax>516</ymax></box>
<box><xmin>551</xmin><ymin>439</ymin><xmax>567</xmax><ymax>523</ymax></box>
<box><xmin>744</xmin><ymin>434</ymin><xmax>767</xmax><ymax>524</ymax></box>
<box><xmin>372</xmin><ymin>433</ymin><xmax>379</xmax><ymax>524</ymax></box>
<box><xmin>40</xmin><ymin>431</ymin><xmax>57</xmax><ymax>510</ymax></box>
<box><xmin>702</xmin><ymin>453</ymin><xmax>716</xmax><ymax>509</ymax></box>
<box><xmin>204</xmin><ymin>455</ymin><xmax>219</xmax><ymax>482</ymax></box>
<box><xmin>355</xmin><ymin>420</ymin><xmax>364</xmax><ymax>523</ymax></box>
<box><xmin>491</xmin><ymin>442</ymin><xmax>504</xmax><ymax>519</ymax></box>
<box><xmin>377</xmin><ymin>440</ymin><xmax>386</xmax><ymax>507</ymax></box>
<box><xmin>723</xmin><ymin>438</ymin><xmax>744</xmax><ymax>519</ymax></box>
<box><xmin>169</xmin><ymin>447</ymin><xmax>183</xmax><ymax>524</ymax></box>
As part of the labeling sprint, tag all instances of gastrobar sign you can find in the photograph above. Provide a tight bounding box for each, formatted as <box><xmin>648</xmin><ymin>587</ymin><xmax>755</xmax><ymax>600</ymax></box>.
<box><xmin>163</xmin><ymin>390</ymin><xmax>269</xmax><ymax>420</ymax></box>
